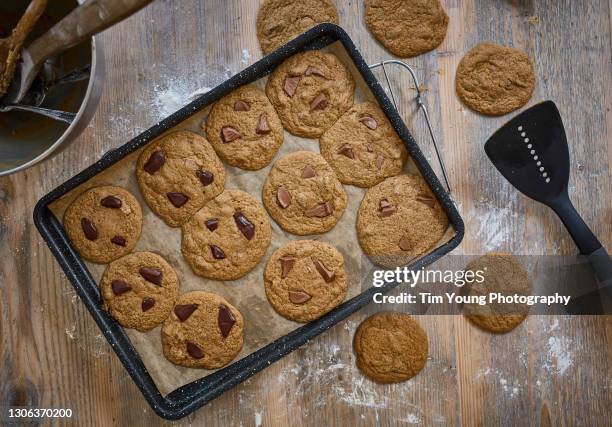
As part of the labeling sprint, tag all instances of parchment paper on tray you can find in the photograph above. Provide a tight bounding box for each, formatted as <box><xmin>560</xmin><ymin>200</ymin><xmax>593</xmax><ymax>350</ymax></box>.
<box><xmin>48</xmin><ymin>42</ymin><xmax>455</xmax><ymax>395</ymax></box>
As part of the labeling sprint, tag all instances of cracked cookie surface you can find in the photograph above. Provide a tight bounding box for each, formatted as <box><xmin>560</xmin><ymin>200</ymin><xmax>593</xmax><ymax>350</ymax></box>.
<box><xmin>264</xmin><ymin>240</ymin><xmax>347</xmax><ymax>322</ymax></box>
<box><xmin>262</xmin><ymin>151</ymin><xmax>348</xmax><ymax>235</ymax></box>
<box><xmin>63</xmin><ymin>186</ymin><xmax>142</xmax><ymax>264</ymax></box>
<box><xmin>205</xmin><ymin>85</ymin><xmax>284</xmax><ymax>170</ymax></box>
<box><xmin>182</xmin><ymin>189</ymin><xmax>271</xmax><ymax>280</ymax></box>
<box><xmin>136</xmin><ymin>131</ymin><xmax>226</xmax><ymax>227</ymax></box>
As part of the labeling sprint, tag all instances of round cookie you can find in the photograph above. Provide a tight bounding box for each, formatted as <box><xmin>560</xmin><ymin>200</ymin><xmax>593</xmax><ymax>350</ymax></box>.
<box><xmin>264</xmin><ymin>240</ymin><xmax>348</xmax><ymax>322</ymax></box>
<box><xmin>182</xmin><ymin>189</ymin><xmax>271</xmax><ymax>280</ymax></box>
<box><xmin>356</xmin><ymin>174</ymin><xmax>448</xmax><ymax>267</ymax></box>
<box><xmin>136</xmin><ymin>131</ymin><xmax>226</xmax><ymax>227</ymax></box>
<box><xmin>257</xmin><ymin>0</ymin><xmax>339</xmax><ymax>54</ymax></box>
<box><xmin>100</xmin><ymin>252</ymin><xmax>180</xmax><ymax>332</ymax></box>
<box><xmin>161</xmin><ymin>291</ymin><xmax>244</xmax><ymax>369</ymax></box>
<box><xmin>354</xmin><ymin>312</ymin><xmax>428</xmax><ymax>383</ymax></box>
<box><xmin>204</xmin><ymin>85</ymin><xmax>284</xmax><ymax>170</ymax></box>
<box><xmin>63</xmin><ymin>186</ymin><xmax>142</xmax><ymax>264</ymax></box>
<box><xmin>265</xmin><ymin>50</ymin><xmax>355</xmax><ymax>138</ymax></box>
<box><xmin>364</xmin><ymin>0</ymin><xmax>448</xmax><ymax>58</ymax></box>
<box><xmin>262</xmin><ymin>151</ymin><xmax>348</xmax><ymax>235</ymax></box>
<box><xmin>461</xmin><ymin>253</ymin><xmax>532</xmax><ymax>333</ymax></box>
<box><xmin>319</xmin><ymin>101</ymin><xmax>409</xmax><ymax>187</ymax></box>
<box><xmin>455</xmin><ymin>42</ymin><xmax>536</xmax><ymax>115</ymax></box>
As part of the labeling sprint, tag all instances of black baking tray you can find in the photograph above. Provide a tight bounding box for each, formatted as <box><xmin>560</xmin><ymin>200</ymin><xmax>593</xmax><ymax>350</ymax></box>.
<box><xmin>33</xmin><ymin>24</ymin><xmax>464</xmax><ymax>420</ymax></box>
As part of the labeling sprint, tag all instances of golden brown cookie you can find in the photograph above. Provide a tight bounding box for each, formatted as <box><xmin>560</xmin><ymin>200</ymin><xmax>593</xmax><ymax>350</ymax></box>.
<box><xmin>265</xmin><ymin>50</ymin><xmax>355</xmax><ymax>138</ymax></box>
<box><xmin>161</xmin><ymin>291</ymin><xmax>244</xmax><ymax>369</ymax></box>
<box><xmin>204</xmin><ymin>85</ymin><xmax>284</xmax><ymax>170</ymax></box>
<box><xmin>256</xmin><ymin>0</ymin><xmax>339</xmax><ymax>54</ymax></box>
<box><xmin>319</xmin><ymin>101</ymin><xmax>408</xmax><ymax>187</ymax></box>
<box><xmin>354</xmin><ymin>312</ymin><xmax>428</xmax><ymax>383</ymax></box>
<box><xmin>455</xmin><ymin>42</ymin><xmax>536</xmax><ymax>115</ymax></box>
<box><xmin>100</xmin><ymin>252</ymin><xmax>180</xmax><ymax>332</ymax></box>
<box><xmin>63</xmin><ymin>186</ymin><xmax>142</xmax><ymax>264</ymax></box>
<box><xmin>181</xmin><ymin>189</ymin><xmax>272</xmax><ymax>281</ymax></box>
<box><xmin>262</xmin><ymin>151</ymin><xmax>348</xmax><ymax>235</ymax></box>
<box><xmin>462</xmin><ymin>253</ymin><xmax>532</xmax><ymax>333</ymax></box>
<box><xmin>136</xmin><ymin>131</ymin><xmax>226</xmax><ymax>227</ymax></box>
<box><xmin>364</xmin><ymin>0</ymin><xmax>448</xmax><ymax>57</ymax></box>
<box><xmin>356</xmin><ymin>174</ymin><xmax>448</xmax><ymax>267</ymax></box>
<box><xmin>264</xmin><ymin>240</ymin><xmax>348</xmax><ymax>322</ymax></box>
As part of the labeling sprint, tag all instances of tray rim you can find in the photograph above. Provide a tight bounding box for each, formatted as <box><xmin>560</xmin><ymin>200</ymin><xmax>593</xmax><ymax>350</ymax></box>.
<box><xmin>33</xmin><ymin>24</ymin><xmax>465</xmax><ymax>420</ymax></box>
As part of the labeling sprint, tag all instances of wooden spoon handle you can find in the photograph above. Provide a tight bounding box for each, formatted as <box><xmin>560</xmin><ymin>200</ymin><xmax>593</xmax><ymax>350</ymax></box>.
<box><xmin>26</xmin><ymin>0</ymin><xmax>154</xmax><ymax>68</ymax></box>
<box><xmin>10</xmin><ymin>0</ymin><xmax>48</xmax><ymax>48</ymax></box>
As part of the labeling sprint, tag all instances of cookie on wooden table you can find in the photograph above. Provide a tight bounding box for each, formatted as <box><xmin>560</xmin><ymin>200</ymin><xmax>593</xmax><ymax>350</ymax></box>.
<box><xmin>455</xmin><ymin>42</ymin><xmax>536</xmax><ymax>115</ymax></box>
<box><xmin>63</xmin><ymin>186</ymin><xmax>143</xmax><ymax>264</ymax></box>
<box><xmin>136</xmin><ymin>131</ymin><xmax>226</xmax><ymax>227</ymax></box>
<box><xmin>265</xmin><ymin>50</ymin><xmax>355</xmax><ymax>138</ymax></box>
<box><xmin>319</xmin><ymin>101</ymin><xmax>408</xmax><ymax>187</ymax></box>
<box><xmin>161</xmin><ymin>291</ymin><xmax>244</xmax><ymax>369</ymax></box>
<box><xmin>181</xmin><ymin>189</ymin><xmax>271</xmax><ymax>281</ymax></box>
<box><xmin>257</xmin><ymin>0</ymin><xmax>339</xmax><ymax>54</ymax></box>
<box><xmin>264</xmin><ymin>240</ymin><xmax>348</xmax><ymax>322</ymax></box>
<box><xmin>354</xmin><ymin>312</ymin><xmax>428</xmax><ymax>383</ymax></box>
<box><xmin>205</xmin><ymin>85</ymin><xmax>284</xmax><ymax>170</ymax></box>
<box><xmin>262</xmin><ymin>151</ymin><xmax>348</xmax><ymax>235</ymax></box>
<box><xmin>461</xmin><ymin>252</ymin><xmax>532</xmax><ymax>333</ymax></box>
<box><xmin>356</xmin><ymin>174</ymin><xmax>448</xmax><ymax>267</ymax></box>
<box><xmin>100</xmin><ymin>252</ymin><xmax>180</xmax><ymax>332</ymax></box>
<box><xmin>364</xmin><ymin>0</ymin><xmax>449</xmax><ymax>57</ymax></box>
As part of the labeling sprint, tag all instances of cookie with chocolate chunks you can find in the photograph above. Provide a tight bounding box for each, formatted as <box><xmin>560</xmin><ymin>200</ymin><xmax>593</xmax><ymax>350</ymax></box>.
<box><xmin>262</xmin><ymin>151</ymin><xmax>347</xmax><ymax>235</ymax></box>
<box><xmin>161</xmin><ymin>291</ymin><xmax>244</xmax><ymax>369</ymax></box>
<box><xmin>205</xmin><ymin>85</ymin><xmax>284</xmax><ymax>170</ymax></box>
<box><xmin>182</xmin><ymin>189</ymin><xmax>271</xmax><ymax>280</ymax></box>
<box><xmin>100</xmin><ymin>252</ymin><xmax>179</xmax><ymax>331</ymax></box>
<box><xmin>265</xmin><ymin>50</ymin><xmax>355</xmax><ymax>138</ymax></box>
<box><xmin>63</xmin><ymin>186</ymin><xmax>142</xmax><ymax>264</ymax></box>
<box><xmin>264</xmin><ymin>240</ymin><xmax>348</xmax><ymax>322</ymax></box>
<box><xmin>136</xmin><ymin>131</ymin><xmax>226</xmax><ymax>227</ymax></box>
<box><xmin>320</xmin><ymin>102</ymin><xmax>409</xmax><ymax>187</ymax></box>
<box><xmin>356</xmin><ymin>174</ymin><xmax>449</xmax><ymax>267</ymax></box>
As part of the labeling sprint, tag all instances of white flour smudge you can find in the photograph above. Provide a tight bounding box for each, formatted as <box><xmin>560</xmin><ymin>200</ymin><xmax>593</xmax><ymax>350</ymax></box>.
<box><xmin>473</xmin><ymin>206</ymin><xmax>517</xmax><ymax>252</ymax></box>
<box><xmin>398</xmin><ymin>413</ymin><xmax>422</xmax><ymax>424</ymax></box>
<box><xmin>241</xmin><ymin>49</ymin><xmax>252</xmax><ymax>64</ymax></box>
<box><xmin>254</xmin><ymin>411</ymin><xmax>263</xmax><ymax>427</ymax></box>
<box><xmin>150</xmin><ymin>80</ymin><xmax>213</xmax><ymax>121</ymax></box>
<box><xmin>544</xmin><ymin>336</ymin><xmax>574</xmax><ymax>375</ymax></box>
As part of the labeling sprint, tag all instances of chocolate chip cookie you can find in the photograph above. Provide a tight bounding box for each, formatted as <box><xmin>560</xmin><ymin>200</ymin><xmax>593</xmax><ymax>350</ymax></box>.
<box><xmin>161</xmin><ymin>291</ymin><xmax>244</xmax><ymax>369</ymax></box>
<box><xmin>257</xmin><ymin>0</ymin><xmax>339</xmax><ymax>54</ymax></box>
<box><xmin>262</xmin><ymin>151</ymin><xmax>348</xmax><ymax>235</ymax></box>
<box><xmin>319</xmin><ymin>102</ymin><xmax>408</xmax><ymax>187</ymax></box>
<box><xmin>204</xmin><ymin>85</ymin><xmax>284</xmax><ymax>170</ymax></box>
<box><xmin>100</xmin><ymin>252</ymin><xmax>180</xmax><ymax>332</ymax></box>
<box><xmin>136</xmin><ymin>131</ymin><xmax>226</xmax><ymax>227</ymax></box>
<box><xmin>264</xmin><ymin>240</ymin><xmax>348</xmax><ymax>322</ymax></box>
<box><xmin>354</xmin><ymin>312</ymin><xmax>428</xmax><ymax>383</ymax></box>
<box><xmin>365</xmin><ymin>0</ymin><xmax>448</xmax><ymax>57</ymax></box>
<box><xmin>356</xmin><ymin>174</ymin><xmax>448</xmax><ymax>267</ymax></box>
<box><xmin>182</xmin><ymin>189</ymin><xmax>272</xmax><ymax>280</ymax></box>
<box><xmin>63</xmin><ymin>186</ymin><xmax>143</xmax><ymax>264</ymax></box>
<box><xmin>265</xmin><ymin>50</ymin><xmax>355</xmax><ymax>138</ymax></box>
<box><xmin>462</xmin><ymin>253</ymin><xmax>532</xmax><ymax>333</ymax></box>
<box><xmin>456</xmin><ymin>43</ymin><xmax>536</xmax><ymax>115</ymax></box>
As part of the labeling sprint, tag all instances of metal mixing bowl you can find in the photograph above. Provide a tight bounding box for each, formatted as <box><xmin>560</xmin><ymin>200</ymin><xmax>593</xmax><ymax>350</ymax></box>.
<box><xmin>0</xmin><ymin>0</ymin><xmax>104</xmax><ymax>176</ymax></box>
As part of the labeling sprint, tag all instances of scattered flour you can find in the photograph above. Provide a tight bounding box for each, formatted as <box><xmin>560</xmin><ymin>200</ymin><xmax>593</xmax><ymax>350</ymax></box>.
<box><xmin>254</xmin><ymin>411</ymin><xmax>263</xmax><ymax>427</ymax></box>
<box><xmin>544</xmin><ymin>336</ymin><xmax>574</xmax><ymax>375</ymax></box>
<box><xmin>241</xmin><ymin>49</ymin><xmax>252</xmax><ymax>64</ymax></box>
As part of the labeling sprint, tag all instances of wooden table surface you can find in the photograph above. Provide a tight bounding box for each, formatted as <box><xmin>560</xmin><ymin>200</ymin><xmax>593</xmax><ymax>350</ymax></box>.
<box><xmin>1</xmin><ymin>0</ymin><xmax>610</xmax><ymax>425</ymax></box>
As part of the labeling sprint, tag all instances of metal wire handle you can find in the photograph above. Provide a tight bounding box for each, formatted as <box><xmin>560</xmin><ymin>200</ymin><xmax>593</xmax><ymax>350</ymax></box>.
<box><xmin>369</xmin><ymin>60</ymin><xmax>451</xmax><ymax>193</ymax></box>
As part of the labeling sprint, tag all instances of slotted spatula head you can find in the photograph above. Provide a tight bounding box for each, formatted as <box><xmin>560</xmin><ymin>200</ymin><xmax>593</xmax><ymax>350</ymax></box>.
<box><xmin>484</xmin><ymin>101</ymin><xmax>570</xmax><ymax>205</ymax></box>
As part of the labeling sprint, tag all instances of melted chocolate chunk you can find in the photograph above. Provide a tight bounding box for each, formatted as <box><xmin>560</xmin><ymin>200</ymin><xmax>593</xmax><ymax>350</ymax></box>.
<box><xmin>301</xmin><ymin>165</ymin><xmax>316</xmax><ymax>178</ymax></box>
<box><xmin>186</xmin><ymin>341</ymin><xmax>204</xmax><ymax>359</ymax></box>
<box><xmin>304</xmin><ymin>202</ymin><xmax>333</xmax><ymax>218</ymax></box>
<box><xmin>378</xmin><ymin>198</ymin><xmax>397</xmax><ymax>217</ymax></box>
<box><xmin>110</xmin><ymin>236</ymin><xmax>127</xmax><ymax>247</ymax></box>
<box><xmin>210</xmin><ymin>245</ymin><xmax>226</xmax><ymax>259</ymax></box>
<box><xmin>234</xmin><ymin>100</ymin><xmax>250</xmax><ymax>111</ymax></box>
<box><xmin>221</xmin><ymin>126</ymin><xmax>242</xmax><ymax>143</ymax></box>
<box><xmin>310</xmin><ymin>93</ymin><xmax>328</xmax><ymax>111</ymax></box>
<box><xmin>279</xmin><ymin>256</ymin><xmax>296</xmax><ymax>279</ymax></box>
<box><xmin>337</xmin><ymin>143</ymin><xmax>354</xmax><ymax>159</ymax></box>
<box><xmin>276</xmin><ymin>187</ymin><xmax>292</xmax><ymax>208</ymax></box>
<box><xmin>288</xmin><ymin>290</ymin><xmax>311</xmax><ymax>304</ymax></box>
<box><xmin>304</xmin><ymin>66</ymin><xmax>326</xmax><ymax>78</ymax></box>
<box><xmin>359</xmin><ymin>116</ymin><xmax>378</xmax><ymax>130</ymax></box>
<box><xmin>376</xmin><ymin>154</ymin><xmax>385</xmax><ymax>170</ymax></box>
<box><xmin>205</xmin><ymin>218</ymin><xmax>219</xmax><ymax>232</ymax></box>
<box><xmin>111</xmin><ymin>280</ymin><xmax>131</xmax><ymax>295</ymax></box>
<box><xmin>174</xmin><ymin>304</ymin><xmax>199</xmax><ymax>322</ymax></box>
<box><xmin>313</xmin><ymin>259</ymin><xmax>335</xmax><ymax>283</ymax></box>
<box><xmin>256</xmin><ymin>112</ymin><xmax>271</xmax><ymax>134</ymax></box>
<box><xmin>100</xmin><ymin>196</ymin><xmax>122</xmax><ymax>209</ymax></box>
<box><xmin>233</xmin><ymin>211</ymin><xmax>255</xmax><ymax>240</ymax></box>
<box><xmin>81</xmin><ymin>218</ymin><xmax>98</xmax><ymax>240</ymax></box>
<box><xmin>167</xmin><ymin>192</ymin><xmax>189</xmax><ymax>208</ymax></box>
<box><xmin>139</xmin><ymin>267</ymin><xmax>162</xmax><ymax>285</ymax></box>
<box><xmin>283</xmin><ymin>75</ymin><xmax>301</xmax><ymax>97</ymax></box>
<box><xmin>143</xmin><ymin>150</ymin><xmax>165</xmax><ymax>174</ymax></box>
<box><xmin>196</xmin><ymin>169</ymin><xmax>214</xmax><ymax>186</ymax></box>
<box><xmin>141</xmin><ymin>298</ymin><xmax>155</xmax><ymax>312</ymax></box>
<box><xmin>398</xmin><ymin>235</ymin><xmax>412</xmax><ymax>251</ymax></box>
<box><xmin>218</xmin><ymin>304</ymin><xmax>236</xmax><ymax>338</ymax></box>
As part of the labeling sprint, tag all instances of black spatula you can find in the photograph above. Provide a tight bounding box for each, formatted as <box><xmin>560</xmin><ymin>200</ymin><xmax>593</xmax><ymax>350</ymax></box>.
<box><xmin>485</xmin><ymin>101</ymin><xmax>612</xmax><ymax>312</ymax></box>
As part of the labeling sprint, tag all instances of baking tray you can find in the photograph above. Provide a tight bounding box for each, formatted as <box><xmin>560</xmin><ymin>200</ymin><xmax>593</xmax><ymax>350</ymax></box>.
<box><xmin>33</xmin><ymin>24</ymin><xmax>464</xmax><ymax>420</ymax></box>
